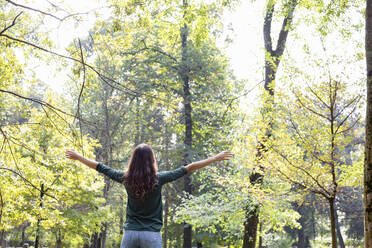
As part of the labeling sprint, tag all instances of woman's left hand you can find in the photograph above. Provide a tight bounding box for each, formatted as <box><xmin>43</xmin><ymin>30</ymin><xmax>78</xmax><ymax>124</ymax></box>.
<box><xmin>65</xmin><ymin>149</ymin><xmax>81</xmax><ymax>160</ymax></box>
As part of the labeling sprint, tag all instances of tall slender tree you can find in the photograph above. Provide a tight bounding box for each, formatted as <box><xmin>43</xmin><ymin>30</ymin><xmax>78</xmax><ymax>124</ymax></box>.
<box><xmin>364</xmin><ymin>0</ymin><xmax>372</xmax><ymax>247</ymax></box>
<box><xmin>243</xmin><ymin>1</ymin><xmax>297</xmax><ymax>247</ymax></box>
<box><xmin>180</xmin><ymin>0</ymin><xmax>193</xmax><ymax>246</ymax></box>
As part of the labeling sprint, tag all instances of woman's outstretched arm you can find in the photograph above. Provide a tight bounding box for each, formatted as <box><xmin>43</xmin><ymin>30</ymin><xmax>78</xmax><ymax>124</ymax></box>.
<box><xmin>65</xmin><ymin>149</ymin><xmax>98</xmax><ymax>169</ymax></box>
<box><xmin>185</xmin><ymin>151</ymin><xmax>233</xmax><ymax>173</ymax></box>
<box><xmin>66</xmin><ymin>149</ymin><xmax>125</xmax><ymax>183</ymax></box>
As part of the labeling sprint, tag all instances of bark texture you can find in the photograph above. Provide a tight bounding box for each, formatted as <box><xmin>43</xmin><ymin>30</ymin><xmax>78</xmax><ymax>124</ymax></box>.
<box><xmin>329</xmin><ymin>198</ymin><xmax>337</xmax><ymax>248</ymax></box>
<box><xmin>162</xmin><ymin>125</ymin><xmax>170</xmax><ymax>248</ymax></box>
<box><xmin>180</xmin><ymin>0</ymin><xmax>193</xmax><ymax>247</ymax></box>
<box><xmin>365</xmin><ymin>1</ymin><xmax>372</xmax><ymax>247</ymax></box>
<box><xmin>34</xmin><ymin>184</ymin><xmax>44</xmax><ymax>248</ymax></box>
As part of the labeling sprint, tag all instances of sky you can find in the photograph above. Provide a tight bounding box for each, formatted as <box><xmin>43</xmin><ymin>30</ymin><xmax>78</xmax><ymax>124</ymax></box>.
<box><xmin>27</xmin><ymin>0</ymin><xmax>265</xmax><ymax>94</ymax></box>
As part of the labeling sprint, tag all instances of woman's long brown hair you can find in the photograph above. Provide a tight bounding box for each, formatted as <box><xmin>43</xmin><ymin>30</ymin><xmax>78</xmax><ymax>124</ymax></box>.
<box><xmin>124</xmin><ymin>144</ymin><xmax>158</xmax><ymax>199</ymax></box>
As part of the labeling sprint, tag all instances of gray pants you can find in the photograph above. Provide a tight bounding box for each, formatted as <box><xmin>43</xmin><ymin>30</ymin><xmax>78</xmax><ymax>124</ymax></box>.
<box><xmin>120</xmin><ymin>230</ymin><xmax>162</xmax><ymax>248</ymax></box>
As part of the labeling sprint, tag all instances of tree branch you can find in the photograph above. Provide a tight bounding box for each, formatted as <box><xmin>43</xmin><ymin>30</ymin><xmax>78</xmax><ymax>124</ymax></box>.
<box><xmin>263</xmin><ymin>3</ymin><xmax>274</xmax><ymax>54</ymax></box>
<box><xmin>293</xmin><ymin>90</ymin><xmax>330</xmax><ymax>121</ymax></box>
<box><xmin>336</xmin><ymin>114</ymin><xmax>361</xmax><ymax>135</ymax></box>
<box><xmin>222</xmin><ymin>79</ymin><xmax>265</xmax><ymax>119</ymax></box>
<box><xmin>5</xmin><ymin>0</ymin><xmax>61</xmax><ymax>20</ymax></box>
<box><xmin>142</xmin><ymin>39</ymin><xmax>178</xmax><ymax>62</ymax></box>
<box><xmin>269</xmin><ymin>144</ymin><xmax>332</xmax><ymax>197</ymax></box>
<box><xmin>0</xmin><ymin>188</ymin><xmax>3</xmax><ymax>225</ymax></box>
<box><xmin>269</xmin><ymin>161</ymin><xmax>329</xmax><ymax>199</ymax></box>
<box><xmin>0</xmin><ymin>89</ymin><xmax>72</xmax><ymax>118</ymax></box>
<box><xmin>75</xmin><ymin>39</ymin><xmax>86</xmax><ymax>153</ymax></box>
<box><xmin>0</xmin><ymin>137</ymin><xmax>6</xmax><ymax>155</ymax></box>
<box><xmin>0</xmin><ymin>12</ymin><xmax>22</xmax><ymax>35</ymax></box>
<box><xmin>274</xmin><ymin>0</ymin><xmax>297</xmax><ymax>56</ymax></box>
<box><xmin>0</xmin><ymin>34</ymin><xmax>157</xmax><ymax>100</ymax></box>
<box><xmin>39</xmin><ymin>105</ymin><xmax>75</xmax><ymax>145</ymax></box>
<box><xmin>5</xmin><ymin>0</ymin><xmax>99</xmax><ymax>22</ymax></box>
<box><xmin>0</xmin><ymin>34</ymin><xmax>179</xmax><ymax>111</ymax></box>
<box><xmin>334</xmin><ymin>95</ymin><xmax>361</xmax><ymax>120</ymax></box>
<box><xmin>305</xmin><ymin>82</ymin><xmax>330</xmax><ymax>110</ymax></box>
<box><xmin>335</xmin><ymin>103</ymin><xmax>359</xmax><ymax>134</ymax></box>
<box><xmin>287</xmin><ymin>117</ymin><xmax>332</xmax><ymax>166</ymax></box>
<box><xmin>0</xmin><ymin>166</ymin><xmax>58</xmax><ymax>200</ymax></box>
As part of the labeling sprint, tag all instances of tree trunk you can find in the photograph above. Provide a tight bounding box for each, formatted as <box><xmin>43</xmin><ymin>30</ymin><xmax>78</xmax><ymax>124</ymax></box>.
<box><xmin>258</xmin><ymin>223</ymin><xmax>263</xmax><ymax>248</ymax></box>
<box><xmin>88</xmin><ymin>150</ymin><xmax>110</xmax><ymax>248</ymax></box>
<box><xmin>35</xmin><ymin>184</ymin><xmax>44</xmax><ymax>248</ymax></box>
<box><xmin>0</xmin><ymin>198</ymin><xmax>3</xmax><ymax>248</ymax></box>
<box><xmin>163</xmin><ymin>125</ymin><xmax>170</xmax><ymax>248</ymax></box>
<box><xmin>55</xmin><ymin>229</ymin><xmax>63</xmax><ymax>248</ymax></box>
<box><xmin>0</xmin><ymin>231</ymin><xmax>6</xmax><ymax>248</ymax></box>
<box><xmin>120</xmin><ymin>196</ymin><xmax>124</xmax><ymax>236</ymax></box>
<box><xmin>100</xmin><ymin>86</ymin><xmax>114</xmax><ymax>248</ymax></box>
<box><xmin>0</xmin><ymin>189</ymin><xmax>2</xmax><ymax>237</ymax></box>
<box><xmin>329</xmin><ymin>198</ymin><xmax>337</xmax><ymax>248</ymax></box>
<box><xmin>296</xmin><ymin>202</ymin><xmax>312</xmax><ymax>248</ymax></box>
<box><xmin>296</xmin><ymin>204</ymin><xmax>310</xmax><ymax>248</ymax></box>
<box><xmin>56</xmin><ymin>239</ymin><xmax>62</xmax><ymax>248</ymax></box>
<box><xmin>96</xmin><ymin>163</ymin><xmax>110</xmax><ymax>248</ymax></box>
<box><xmin>243</xmin><ymin>207</ymin><xmax>259</xmax><ymax>247</ymax></box>
<box><xmin>163</xmin><ymin>196</ymin><xmax>169</xmax><ymax>248</ymax></box>
<box><xmin>298</xmin><ymin>227</ymin><xmax>305</xmax><ymax>248</ymax></box>
<box><xmin>180</xmin><ymin>0</ymin><xmax>193</xmax><ymax>247</ymax></box>
<box><xmin>334</xmin><ymin>206</ymin><xmax>345</xmax><ymax>248</ymax></box>
<box><xmin>365</xmin><ymin>1</ymin><xmax>372</xmax><ymax>247</ymax></box>
<box><xmin>21</xmin><ymin>223</ymin><xmax>26</xmax><ymax>246</ymax></box>
<box><xmin>88</xmin><ymin>233</ymin><xmax>100</xmax><ymax>248</ymax></box>
<box><xmin>243</xmin><ymin>1</ymin><xmax>297</xmax><ymax>247</ymax></box>
<box><xmin>35</xmin><ymin>220</ymin><xmax>41</xmax><ymax>247</ymax></box>
<box><xmin>183</xmin><ymin>223</ymin><xmax>192</xmax><ymax>248</ymax></box>
<box><xmin>99</xmin><ymin>223</ymin><xmax>108</xmax><ymax>248</ymax></box>
<box><xmin>135</xmin><ymin>97</ymin><xmax>140</xmax><ymax>146</ymax></box>
<box><xmin>89</xmin><ymin>86</ymin><xmax>113</xmax><ymax>248</ymax></box>
<box><xmin>177</xmin><ymin>233</ymin><xmax>182</xmax><ymax>248</ymax></box>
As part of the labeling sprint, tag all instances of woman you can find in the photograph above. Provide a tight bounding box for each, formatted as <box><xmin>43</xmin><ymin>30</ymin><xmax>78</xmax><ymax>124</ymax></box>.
<box><xmin>66</xmin><ymin>144</ymin><xmax>232</xmax><ymax>248</ymax></box>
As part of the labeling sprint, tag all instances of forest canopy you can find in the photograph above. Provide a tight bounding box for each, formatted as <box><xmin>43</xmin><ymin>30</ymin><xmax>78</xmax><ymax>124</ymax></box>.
<box><xmin>0</xmin><ymin>0</ymin><xmax>368</xmax><ymax>247</ymax></box>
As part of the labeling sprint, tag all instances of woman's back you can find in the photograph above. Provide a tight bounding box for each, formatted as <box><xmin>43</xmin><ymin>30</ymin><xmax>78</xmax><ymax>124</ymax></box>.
<box><xmin>96</xmin><ymin>162</ymin><xmax>187</xmax><ymax>231</ymax></box>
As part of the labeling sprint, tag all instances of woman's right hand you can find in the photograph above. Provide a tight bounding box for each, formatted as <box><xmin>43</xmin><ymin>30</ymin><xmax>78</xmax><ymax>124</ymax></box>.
<box><xmin>65</xmin><ymin>149</ymin><xmax>81</xmax><ymax>160</ymax></box>
<box><xmin>213</xmin><ymin>151</ymin><xmax>233</xmax><ymax>161</ymax></box>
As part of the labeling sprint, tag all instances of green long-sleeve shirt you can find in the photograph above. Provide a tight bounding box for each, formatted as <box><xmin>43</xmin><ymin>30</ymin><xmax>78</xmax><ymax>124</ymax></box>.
<box><xmin>96</xmin><ymin>162</ymin><xmax>187</xmax><ymax>232</ymax></box>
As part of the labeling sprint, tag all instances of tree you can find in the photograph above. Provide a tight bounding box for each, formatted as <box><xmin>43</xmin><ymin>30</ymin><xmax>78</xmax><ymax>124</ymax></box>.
<box><xmin>243</xmin><ymin>1</ymin><xmax>298</xmax><ymax>247</ymax></box>
<box><xmin>266</xmin><ymin>76</ymin><xmax>362</xmax><ymax>248</ymax></box>
<box><xmin>0</xmin><ymin>91</ymin><xmax>108</xmax><ymax>247</ymax></box>
<box><xmin>365</xmin><ymin>0</ymin><xmax>372</xmax><ymax>247</ymax></box>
